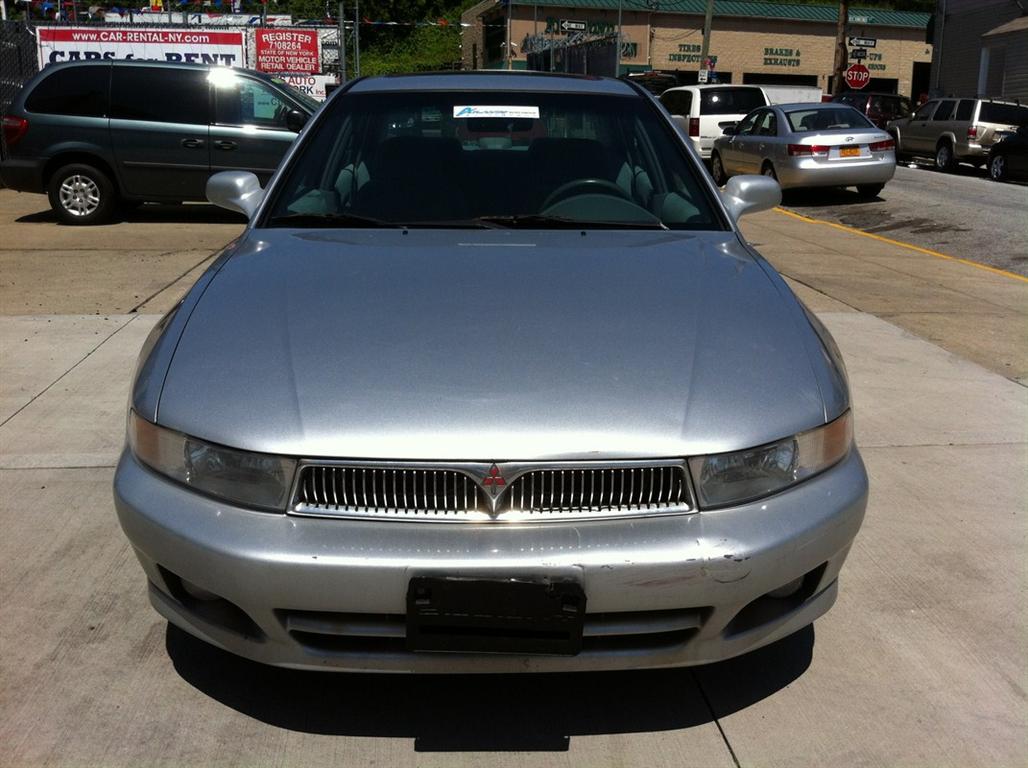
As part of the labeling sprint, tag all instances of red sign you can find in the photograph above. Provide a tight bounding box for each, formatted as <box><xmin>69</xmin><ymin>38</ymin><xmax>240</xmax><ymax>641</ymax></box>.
<box><xmin>844</xmin><ymin>63</ymin><xmax>871</xmax><ymax>90</ymax></box>
<box><xmin>255</xmin><ymin>28</ymin><xmax>320</xmax><ymax>74</ymax></box>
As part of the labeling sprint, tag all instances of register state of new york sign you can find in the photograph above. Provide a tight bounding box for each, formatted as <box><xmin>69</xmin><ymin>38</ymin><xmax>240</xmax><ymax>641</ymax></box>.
<box><xmin>255</xmin><ymin>28</ymin><xmax>321</xmax><ymax>75</ymax></box>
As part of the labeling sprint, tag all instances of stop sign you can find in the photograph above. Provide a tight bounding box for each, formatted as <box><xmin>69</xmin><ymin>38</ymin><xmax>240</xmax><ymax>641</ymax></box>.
<box><xmin>844</xmin><ymin>63</ymin><xmax>871</xmax><ymax>90</ymax></box>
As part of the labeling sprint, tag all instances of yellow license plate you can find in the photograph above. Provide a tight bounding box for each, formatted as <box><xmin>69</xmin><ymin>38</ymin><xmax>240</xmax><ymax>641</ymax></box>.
<box><xmin>840</xmin><ymin>146</ymin><xmax>861</xmax><ymax>157</ymax></box>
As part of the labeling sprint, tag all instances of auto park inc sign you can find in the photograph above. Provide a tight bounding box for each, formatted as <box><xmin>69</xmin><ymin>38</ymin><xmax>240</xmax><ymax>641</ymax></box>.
<box><xmin>36</xmin><ymin>26</ymin><xmax>246</xmax><ymax>67</ymax></box>
<box><xmin>280</xmin><ymin>74</ymin><xmax>337</xmax><ymax>101</ymax></box>
<box><xmin>844</xmin><ymin>63</ymin><xmax>871</xmax><ymax>90</ymax></box>
<box><xmin>255</xmin><ymin>28</ymin><xmax>320</xmax><ymax>74</ymax></box>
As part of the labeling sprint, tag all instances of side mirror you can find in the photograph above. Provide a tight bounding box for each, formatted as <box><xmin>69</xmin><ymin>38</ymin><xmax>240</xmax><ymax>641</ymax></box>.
<box><xmin>286</xmin><ymin>109</ymin><xmax>309</xmax><ymax>133</ymax></box>
<box><xmin>722</xmin><ymin>125</ymin><xmax>737</xmax><ymax>136</ymax></box>
<box><xmin>206</xmin><ymin>171</ymin><xmax>264</xmax><ymax>220</ymax></box>
<box><xmin>721</xmin><ymin>175</ymin><xmax>781</xmax><ymax>221</ymax></box>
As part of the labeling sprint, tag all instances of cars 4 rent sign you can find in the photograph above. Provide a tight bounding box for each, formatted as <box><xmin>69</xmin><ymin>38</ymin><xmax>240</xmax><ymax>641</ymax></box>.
<box><xmin>36</xmin><ymin>27</ymin><xmax>246</xmax><ymax>68</ymax></box>
<box><xmin>255</xmin><ymin>28</ymin><xmax>320</xmax><ymax>74</ymax></box>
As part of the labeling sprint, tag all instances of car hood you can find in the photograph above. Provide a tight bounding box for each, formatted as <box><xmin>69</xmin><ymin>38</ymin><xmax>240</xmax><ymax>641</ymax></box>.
<box><xmin>156</xmin><ymin>228</ymin><xmax>829</xmax><ymax>460</ymax></box>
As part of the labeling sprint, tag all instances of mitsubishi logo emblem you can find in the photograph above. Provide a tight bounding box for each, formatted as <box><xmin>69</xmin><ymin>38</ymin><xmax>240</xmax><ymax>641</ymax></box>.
<box><xmin>482</xmin><ymin>462</ymin><xmax>506</xmax><ymax>498</ymax></box>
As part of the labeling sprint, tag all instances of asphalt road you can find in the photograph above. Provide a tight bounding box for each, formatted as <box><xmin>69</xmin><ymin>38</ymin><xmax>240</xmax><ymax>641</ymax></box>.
<box><xmin>781</xmin><ymin>162</ymin><xmax>1028</xmax><ymax>276</ymax></box>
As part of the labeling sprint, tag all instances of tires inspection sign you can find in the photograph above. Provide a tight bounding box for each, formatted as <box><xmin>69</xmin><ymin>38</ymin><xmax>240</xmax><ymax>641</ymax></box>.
<box><xmin>844</xmin><ymin>63</ymin><xmax>871</xmax><ymax>90</ymax></box>
<box><xmin>255</xmin><ymin>28</ymin><xmax>320</xmax><ymax>74</ymax></box>
<box><xmin>36</xmin><ymin>26</ymin><xmax>246</xmax><ymax>67</ymax></box>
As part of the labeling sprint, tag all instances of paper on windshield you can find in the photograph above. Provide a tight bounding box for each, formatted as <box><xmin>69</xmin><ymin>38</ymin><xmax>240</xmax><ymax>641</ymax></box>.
<box><xmin>453</xmin><ymin>106</ymin><xmax>540</xmax><ymax>119</ymax></box>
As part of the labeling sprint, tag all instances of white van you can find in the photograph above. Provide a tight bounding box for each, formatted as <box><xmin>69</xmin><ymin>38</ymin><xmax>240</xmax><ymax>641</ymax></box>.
<box><xmin>658</xmin><ymin>85</ymin><xmax>769</xmax><ymax>160</ymax></box>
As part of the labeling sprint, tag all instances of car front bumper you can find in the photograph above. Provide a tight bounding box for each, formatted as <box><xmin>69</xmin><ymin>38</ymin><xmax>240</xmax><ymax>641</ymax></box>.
<box><xmin>114</xmin><ymin>447</ymin><xmax>868</xmax><ymax>673</ymax></box>
<box><xmin>777</xmin><ymin>155</ymin><xmax>896</xmax><ymax>189</ymax></box>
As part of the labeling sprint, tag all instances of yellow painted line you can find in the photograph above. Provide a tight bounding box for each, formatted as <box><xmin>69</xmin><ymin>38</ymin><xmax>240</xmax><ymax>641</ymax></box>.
<box><xmin>773</xmin><ymin>207</ymin><xmax>1028</xmax><ymax>284</ymax></box>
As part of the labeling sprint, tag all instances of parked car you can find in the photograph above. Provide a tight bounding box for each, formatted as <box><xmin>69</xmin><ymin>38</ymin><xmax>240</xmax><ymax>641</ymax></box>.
<box><xmin>113</xmin><ymin>71</ymin><xmax>868</xmax><ymax>673</ymax></box>
<box><xmin>761</xmin><ymin>84</ymin><xmax>823</xmax><ymax>106</ymax></box>
<box><xmin>887</xmin><ymin>97</ymin><xmax>1028</xmax><ymax>171</ymax></box>
<box><xmin>712</xmin><ymin>103</ymin><xmax>895</xmax><ymax>197</ymax></box>
<box><xmin>833</xmin><ymin>91</ymin><xmax>911</xmax><ymax>129</ymax></box>
<box><xmin>0</xmin><ymin>61</ymin><xmax>316</xmax><ymax>224</ymax></box>
<box><xmin>988</xmin><ymin>124</ymin><xmax>1028</xmax><ymax>182</ymax></box>
<box><xmin>659</xmin><ymin>84</ymin><xmax>769</xmax><ymax>159</ymax></box>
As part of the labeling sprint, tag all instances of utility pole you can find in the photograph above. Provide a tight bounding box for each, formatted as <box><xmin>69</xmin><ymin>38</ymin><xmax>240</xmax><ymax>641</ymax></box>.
<box><xmin>354</xmin><ymin>0</ymin><xmax>360</xmax><ymax>77</ymax></box>
<box><xmin>832</xmin><ymin>0</ymin><xmax>849</xmax><ymax>94</ymax></box>
<box><xmin>616</xmin><ymin>0</ymin><xmax>623</xmax><ymax>77</ymax></box>
<box><xmin>699</xmin><ymin>0</ymin><xmax>714</xmax><ymax>81</ymax></box>
<box><xmin>505</xmin><ymin>1</ymin><xmax>512</xmax><ymax>70</ymax></box>
<box><xmin>338</xmin><ymin>0</ymin><xmax>347</xmax><ymax>82</ymax></box>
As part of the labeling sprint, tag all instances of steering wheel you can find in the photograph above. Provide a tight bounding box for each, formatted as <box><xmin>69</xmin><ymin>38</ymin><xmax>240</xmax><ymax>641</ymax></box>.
<box><xmin>541</xmin><ymin>178</ymin><xmax>630</xmax><ymax>210</ymax></box>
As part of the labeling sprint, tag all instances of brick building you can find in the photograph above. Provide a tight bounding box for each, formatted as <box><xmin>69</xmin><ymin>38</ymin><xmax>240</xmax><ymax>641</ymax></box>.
<box><xmin>461</xmin><ymin>0</ymin><xmax>933</xmax><ymax>99</ymax></box>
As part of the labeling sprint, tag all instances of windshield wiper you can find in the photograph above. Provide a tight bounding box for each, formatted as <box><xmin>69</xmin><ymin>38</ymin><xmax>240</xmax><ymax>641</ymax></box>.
<box><xmin>268</xmin><ymin>213</ymin><xmax>501</xmax><ymax>229</ymax></box>
<box><xmin>267</xmin><ymin>212</ymin><xmax>401</xmax><ymax>228</ymax></box>
<box><xmin>475</xmin><ymin>214</ymin><xmax>668</xmax><ymax>230</ymax></box>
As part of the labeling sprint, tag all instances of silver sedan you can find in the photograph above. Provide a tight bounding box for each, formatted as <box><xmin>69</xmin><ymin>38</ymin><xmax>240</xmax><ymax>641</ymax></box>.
<box><xmin>712</xmin><ymin>103</ymin><xmax>896</xmax><ymax>197</ymax></box>
<box><xmin>113</xmin><ymin>73</ymin><xmax>867</xmax><ymax>673</ymax></box>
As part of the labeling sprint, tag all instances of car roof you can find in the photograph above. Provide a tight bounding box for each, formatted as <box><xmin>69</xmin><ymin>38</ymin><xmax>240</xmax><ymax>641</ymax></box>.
<box><xmin>773</xmin><ymin>102</ymin><xmax>859</xmax><ymax>110</ymax></box>
<box><xmin>661</xmin><ymin>84</ymin><xmax>764</xmax><ymax>92</ymax></box>
<box><xmin>35</xmin><ymin>59</ymin><xmax>274</xmax><ymax>80</ymax></box>
<box><xmin>348</xmin><ymin>71</ymin><xmax>638</xmax><ymax>96</ymax></box>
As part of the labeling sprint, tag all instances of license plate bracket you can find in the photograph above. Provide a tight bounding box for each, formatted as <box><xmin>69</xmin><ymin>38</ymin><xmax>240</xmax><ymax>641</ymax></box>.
<box><xmin>406</xmin><ymin>576</ymin><xmax>586</xmax><ymax>655</ymax></box>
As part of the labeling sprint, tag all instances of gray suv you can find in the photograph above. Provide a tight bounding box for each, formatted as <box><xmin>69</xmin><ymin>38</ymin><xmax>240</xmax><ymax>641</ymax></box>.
<box><xmin>887</xmin><ymin>97</ymin><xmax>1028</xmax><ymax>172</ymax></box>
<box><xmin>0</xmin><ymin>61</ymin><xmax>316</xmax><ymax>224</ymax></box>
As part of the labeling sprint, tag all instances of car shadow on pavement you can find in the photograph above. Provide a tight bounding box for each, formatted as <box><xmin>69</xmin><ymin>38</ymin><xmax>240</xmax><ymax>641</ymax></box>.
<box><xmin>165</xmin><ymin>623</ymin><xmax>814</xmax><ymax>752</ymax></box>
<box><xmin>781</xmin><ymin>188</ymin><xmax>886</xmax><ymax>208</ymax></box>
<box><xmin>15</xmin><ymin>203</ymin><xmax>247</xmax><ymax>225</ymax></box>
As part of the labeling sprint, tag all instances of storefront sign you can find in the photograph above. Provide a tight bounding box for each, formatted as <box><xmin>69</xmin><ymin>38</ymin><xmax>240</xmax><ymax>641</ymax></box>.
<box><xmin>255</xmin><ymin>28</ymin><xmax>320</xmax><ymax>74</ymax></box>
<box><xmin>280</xmin><ymin>74</ymin><xmax>337</xmax><ymax>101</ymax></box>
<box><xmin>669</xmin><ymin>43</ymin><xmax>701</xmax><ymax>63</ymax></box>
<box><xmin>36</xmin><ymin>26</ymin><xmax>246</xmax><ymax>67</ymax></box>
<box><xmin>763</xmin><ymin>47</ymin><xmax>801</xmax><ymax>67</ymax></box>
<box><xmin>867</xmin><ymin>51</ymin><xmax>886</xmax><ymax>72</ymax></box>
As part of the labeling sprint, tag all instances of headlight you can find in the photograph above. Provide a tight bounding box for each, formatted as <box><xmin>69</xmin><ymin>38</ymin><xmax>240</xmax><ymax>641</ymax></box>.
<box><xmin>688</xmin><ymin>411</ymin><xmax>853</xmax><ymax>509</ymax></box>
<box><xmin>128</xmin><ymin>411</ymin><xmax>297</xmax><ymax>511</ymax></box>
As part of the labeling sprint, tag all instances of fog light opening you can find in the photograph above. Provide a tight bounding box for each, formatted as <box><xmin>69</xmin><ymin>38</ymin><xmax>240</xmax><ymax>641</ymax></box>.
<box><xmin>180</xmin><ymin>578</ymin><xmax>219</xmax><ymax>602</ymax></box>
<box><xmin>766</xmin><ymin>577</ymin><xmax>804</xmax><ymax>599</ymax></box>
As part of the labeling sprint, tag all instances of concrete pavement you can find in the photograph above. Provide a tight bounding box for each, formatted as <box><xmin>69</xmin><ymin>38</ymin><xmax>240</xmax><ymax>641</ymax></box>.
<box><xmin>1</xmin><ymin>189</ymin><xmax>1025</xmax><ymax>766</ymax></box>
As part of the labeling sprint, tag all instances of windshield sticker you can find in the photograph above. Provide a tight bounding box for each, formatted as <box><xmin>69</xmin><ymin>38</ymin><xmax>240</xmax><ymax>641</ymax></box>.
<box><xmin>453</xmin><ymin>105</ymin><xmax>540</xmax><ymax>119</ymax></box>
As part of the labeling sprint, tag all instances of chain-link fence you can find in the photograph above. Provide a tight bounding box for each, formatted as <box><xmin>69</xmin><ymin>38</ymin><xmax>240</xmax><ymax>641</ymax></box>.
<box><xmin>526</xmin><ymin>35</ymin><xmax>618</xmax><ymax>78</ymax></box>
<box><xmin>1</xmin><ymin>21</ymin><xmax>38</xmax><ymax>118</ymax></box>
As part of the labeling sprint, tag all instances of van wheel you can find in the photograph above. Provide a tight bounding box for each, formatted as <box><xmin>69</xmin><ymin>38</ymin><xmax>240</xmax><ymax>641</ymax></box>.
<box><xmin>934</xmin><ymin>140</ymin><xmax>956</xmax><ymax>172</ymax></box>
<box><xmin>710</xmin><ymin>152</ymin><xmax>728</xmax><ymax>186</ymax></box>
<box><xmin>47</xmin><ymin>163</ymin><xmax>116</xmax><ymax>225</ymax></box>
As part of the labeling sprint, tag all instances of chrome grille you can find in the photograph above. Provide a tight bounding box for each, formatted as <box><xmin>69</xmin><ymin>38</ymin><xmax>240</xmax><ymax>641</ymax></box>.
<box><xmin>499</xmin><ymin>466</ymin><xmax>689</xmax><ymax>518</ymax></box>
<box><xmin>296</xmin><ymin>466</ymin><xmax>485</xmax><ymax>519</ymax></box>
<box><xmin>291</xmin><ymin>461</ymin><xmax>693</xmax><ymax>522</ymax></box>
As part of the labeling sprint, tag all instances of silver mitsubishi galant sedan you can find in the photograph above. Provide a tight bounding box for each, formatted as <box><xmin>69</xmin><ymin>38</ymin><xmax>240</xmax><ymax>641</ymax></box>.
<box><xmin>114</xmin><ymin>72</ymin><xmax>867</xmax><ymax>673</ymax></box>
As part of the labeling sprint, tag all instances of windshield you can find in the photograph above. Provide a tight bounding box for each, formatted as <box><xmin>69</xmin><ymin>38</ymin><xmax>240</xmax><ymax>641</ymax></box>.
<box><xmin>700</xmin><ymin>88</ymin><xmax>766</xmax><ymax>115</ymax></box>
<box><xmin>263</xmin><ymin>90</ymin><xmax>724</xmax><ymax>230</ymax></box>
<box><xmin>786</xmin><ymin>107</ymin><xmax>872</xmax><ymax>132</ymax></box>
